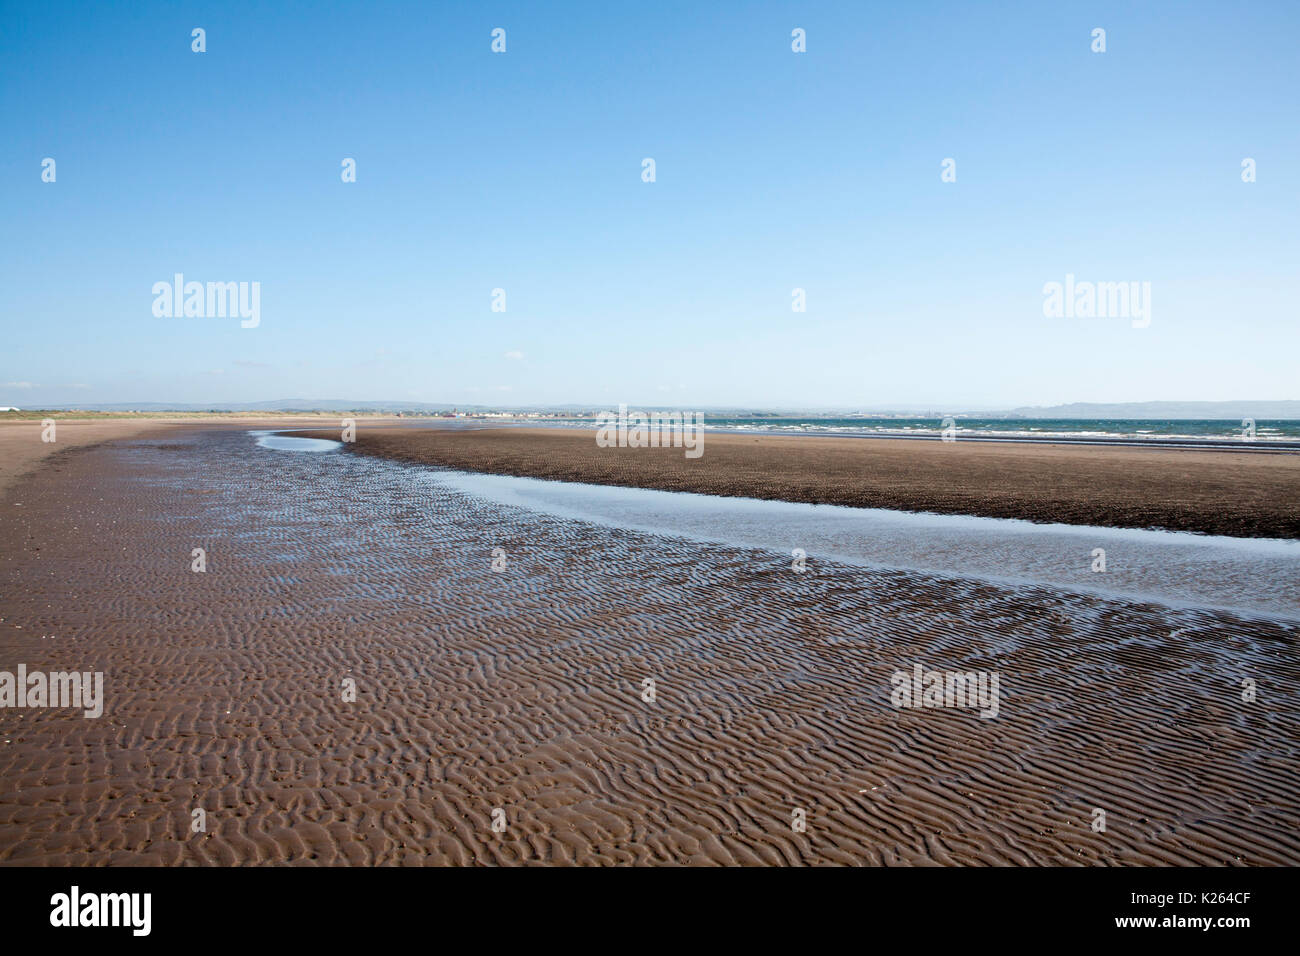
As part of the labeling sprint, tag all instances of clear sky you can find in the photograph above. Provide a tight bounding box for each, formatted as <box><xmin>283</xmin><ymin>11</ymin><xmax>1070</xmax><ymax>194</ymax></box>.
<box><xmin>3</xmin><ymin>0</ymin><xmax>1297</xmax><ymax>410</ymax></box>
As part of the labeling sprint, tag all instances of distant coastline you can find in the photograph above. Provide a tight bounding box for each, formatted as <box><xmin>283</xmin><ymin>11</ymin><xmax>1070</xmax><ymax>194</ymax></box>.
<box><xmin>6</xmin><ymin>399</ymin><xmax>1300</xmax><ymax>421</ymax></box>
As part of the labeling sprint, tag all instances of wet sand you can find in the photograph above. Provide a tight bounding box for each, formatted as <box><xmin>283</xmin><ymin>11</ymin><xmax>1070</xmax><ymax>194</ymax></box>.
<box><xmin>1</xmin><ymin>426</ymin><xmax>1297</xmax><ymax>865</ymax></box>
<box><xmin>0</xmin><ymin>419</ymin><xmax>186</xmax><ymax>498</ymax></box>
<box><xmin>323</xmin><ymin>426</ymin><xmax>1300</xmax><ymax>539</ymax></box>
<box><xmin>0</xmin><ymin>415</ymin><xmax>395</xmax><ymax>499</ymax></box>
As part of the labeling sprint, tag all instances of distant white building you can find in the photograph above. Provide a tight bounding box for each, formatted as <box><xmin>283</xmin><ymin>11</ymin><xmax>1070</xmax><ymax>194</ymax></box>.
<box><xmin>0</xmin><ymin>406</ymin><xmax>20</xmax><ymax>412</ymax></box>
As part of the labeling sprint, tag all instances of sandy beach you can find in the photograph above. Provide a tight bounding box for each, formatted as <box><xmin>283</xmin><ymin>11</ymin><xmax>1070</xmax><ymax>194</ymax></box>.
<box><xmin>0</xmin><ymin>415</ymin><xmax>401</xmax><ymax>497</ymax></box>
<box><xmin>324</xmin><ymin>426</ymin><xmax>1300</xmax><ymax>539</ymax></box>
<box><xmin>0</xmin><ymin>419</ymin><xmax>187</xmax><ymax>498</ymax></box>
<box><xmin>1</xmin><ymin>424</ymin><xmax>1297</xmax><ymax>865</ymax></box>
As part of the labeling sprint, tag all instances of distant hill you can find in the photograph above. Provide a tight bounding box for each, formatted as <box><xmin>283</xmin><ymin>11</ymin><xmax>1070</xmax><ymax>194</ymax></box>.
<box><xmin>1005</xmin><ymin>401</ymin><xmax>1300</xmax><ymax>419</ymax></box>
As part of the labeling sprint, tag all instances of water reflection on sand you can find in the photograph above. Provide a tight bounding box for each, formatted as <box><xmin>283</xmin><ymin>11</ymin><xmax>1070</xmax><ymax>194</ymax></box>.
<box><xmin>427</xmin><ymin>470</ymin><xmax>1300</xmax><ymax>620</ymax></box>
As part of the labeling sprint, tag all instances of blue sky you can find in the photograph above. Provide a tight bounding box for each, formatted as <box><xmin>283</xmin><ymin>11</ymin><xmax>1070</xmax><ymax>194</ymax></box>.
<box><xmin>2</xmin><ymin>0</ymin><xmax>1297</xmax><ymax>410</ymax></box>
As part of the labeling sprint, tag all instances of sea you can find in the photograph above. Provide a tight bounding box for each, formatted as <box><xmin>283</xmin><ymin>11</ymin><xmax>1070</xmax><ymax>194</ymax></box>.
<box><xmin>528</xmin><ymin>416</ymin><xmax>1300</xmax><ymax>445</ymax></box>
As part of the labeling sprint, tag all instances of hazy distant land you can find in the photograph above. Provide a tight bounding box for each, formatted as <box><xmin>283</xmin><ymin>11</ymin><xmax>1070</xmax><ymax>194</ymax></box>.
<box><xmin>4</xmin><ymin>399</ymin><xmax>1299</xmax><ymax>419</ymax></box>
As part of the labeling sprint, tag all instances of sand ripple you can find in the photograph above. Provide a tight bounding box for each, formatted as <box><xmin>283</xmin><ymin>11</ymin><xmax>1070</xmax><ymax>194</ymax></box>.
<box><xmin>1</xmin><ymin>431</ymin><xmax>1297</xmax><ymax>865</ymax></box>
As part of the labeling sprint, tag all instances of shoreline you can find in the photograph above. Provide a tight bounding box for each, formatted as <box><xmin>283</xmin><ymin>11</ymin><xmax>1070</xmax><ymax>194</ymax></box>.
<box><xmin>305</xmin><ymin>425</ymin><xmax>1300</xmax><ymax>540</ymax></box>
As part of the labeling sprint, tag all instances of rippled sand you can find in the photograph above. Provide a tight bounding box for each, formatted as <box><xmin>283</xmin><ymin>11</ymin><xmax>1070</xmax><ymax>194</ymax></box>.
<box><xmin>1</xmin><ymin>429</ymin><xmax>1297</xmax><ymax>865</ymax></box>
